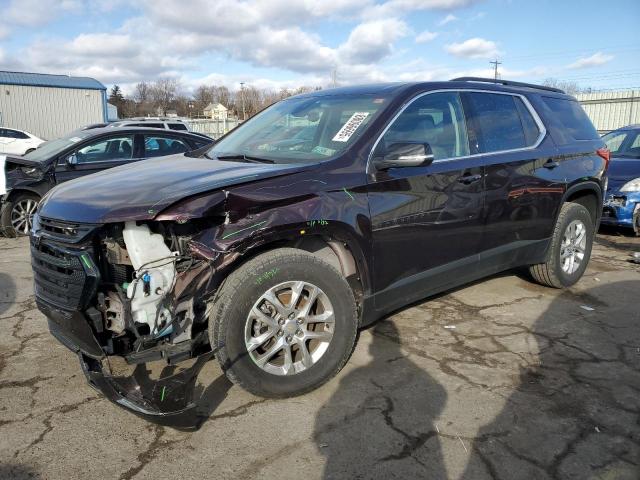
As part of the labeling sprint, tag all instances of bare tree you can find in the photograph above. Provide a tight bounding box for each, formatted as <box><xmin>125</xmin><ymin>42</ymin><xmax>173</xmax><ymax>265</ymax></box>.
<box><xmin>133</xmin><ymin>82</ymin><xmax>153</xmax><ymax>116</ymax></box>
<box><xmin>193</xmin><ymin>85</ymin><xmax>216</xmax><ymax>114</ymax></box>
<box><xmin>542</xmin><ymin>78</ymin><xmax>588</xmax><ymax>96</ymax></box>
<box><xmin>151</xmin><ymin>79</ymin><xmax>181</xmax><ymax>116</ymax></box>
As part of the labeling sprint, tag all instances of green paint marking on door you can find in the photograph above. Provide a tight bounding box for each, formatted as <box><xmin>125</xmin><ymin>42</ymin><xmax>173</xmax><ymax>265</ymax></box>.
<box><xmin>343</xmin><ymin>187</ymin><xmax>355</xmax><ymax>201</ymax></box>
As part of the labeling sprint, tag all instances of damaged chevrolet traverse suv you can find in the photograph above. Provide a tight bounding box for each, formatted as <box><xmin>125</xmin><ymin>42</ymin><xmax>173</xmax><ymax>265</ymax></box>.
<box><xmin>32</xmin><ymin>78</ymin><xmax>607</xmax><ymax>422</ymax></box>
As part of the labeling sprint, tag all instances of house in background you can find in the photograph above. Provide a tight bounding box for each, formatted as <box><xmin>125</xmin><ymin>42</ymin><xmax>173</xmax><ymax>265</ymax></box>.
<box><xmin>0</xmin><ymin>70</ymin><xmax>107</xmax><ymax>140</ymax></box>
<box><xmin>203</xmin><ymin>102</ymin><xmax>228</xmax><ymax>120</ymax></box>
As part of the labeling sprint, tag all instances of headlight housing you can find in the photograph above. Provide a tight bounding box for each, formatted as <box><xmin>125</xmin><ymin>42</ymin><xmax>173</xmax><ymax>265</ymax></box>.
<box><xmin>620</xmin><ymin>177</ymin><xmax>640</xmax><ymax>192</ymax></box>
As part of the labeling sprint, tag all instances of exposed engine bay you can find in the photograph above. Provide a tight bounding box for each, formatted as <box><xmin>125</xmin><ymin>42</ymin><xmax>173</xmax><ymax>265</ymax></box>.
<box><xmin>94</xmin><ymin>220</ymin><xmax>217</xmax><ymax>364</ymax></box>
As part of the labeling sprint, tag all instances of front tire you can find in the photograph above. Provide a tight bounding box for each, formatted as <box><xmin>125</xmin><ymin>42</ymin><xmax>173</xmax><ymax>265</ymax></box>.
<box><xmin>209</xmin><ymin>248</ymin><xmax>358</xmax><ymax>398</ymax></box>
<box><xmin>0</xmin><ymin>192</ymin><xmax>40</xmax><ymax>237</ymax></box>
<box><xmin>529</xmin><ymin>202</ymin><xmax>594</xmax><ymax>288</ymax></box>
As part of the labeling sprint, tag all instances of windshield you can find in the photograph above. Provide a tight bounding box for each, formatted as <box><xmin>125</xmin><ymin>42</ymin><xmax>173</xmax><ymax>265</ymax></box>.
<box><xmin>22</xmin><ymin>132</ymin><xmax>91</xmax><ymax>162</ymax></box>
<box><xmin>602</xmin><ymin>130</ymin><xmax>640</xmax><ymax>159</ymax></box>
<box><xmin>208</xmin><ymin>94</ymin><xmax>388</xmax><ymax>164</ymax></box>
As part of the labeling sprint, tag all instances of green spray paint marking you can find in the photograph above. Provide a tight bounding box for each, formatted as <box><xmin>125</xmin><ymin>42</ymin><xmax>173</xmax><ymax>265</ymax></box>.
<box><xmin>255</xmin><ymin>268</ymin><xmax>279</xmax><ymax>286</ymax></box>
<box><xmin>222</xmin><ymin>220</ymin><xmax>268</xmax><ymax>240</ymax></box>
<box><xmin>307</xmin><ymin>219</ymin><xmax>328</xmax><ymax>227</ymax></box>
<box><xmin>160</xmin><ymin>386</ymin><xmax>166</xmax><ymax>402</ymax></box>
<box><xmin>80</xmin><ymin>254</ymin><xmax>94</xmax><ymax>271</ymax></box>
<box><xmin>343</xmin><ymin>187</ymin><xmax>355</xmax><ymax>201</ymax></box>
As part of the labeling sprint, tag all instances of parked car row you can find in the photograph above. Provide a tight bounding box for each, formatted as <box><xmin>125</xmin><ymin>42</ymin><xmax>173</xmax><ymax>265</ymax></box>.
<box><xmin>0</xmin><ymin>126</ymin><xmax>213</xmax><ymax>236</ymax></box>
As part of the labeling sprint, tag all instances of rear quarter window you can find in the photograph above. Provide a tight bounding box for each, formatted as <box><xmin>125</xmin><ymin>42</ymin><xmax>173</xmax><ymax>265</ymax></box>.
<box><xmin>540</xmin><ymin>96</ymin><xmax>599</xmax><ymax>144</ymax></box>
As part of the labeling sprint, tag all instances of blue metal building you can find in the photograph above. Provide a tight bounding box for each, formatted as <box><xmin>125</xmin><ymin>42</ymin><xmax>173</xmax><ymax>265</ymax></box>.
<box><xmin>0</xmin><ymin>71</ymin><xmax>107</xmax><ymax>140</ymax></box>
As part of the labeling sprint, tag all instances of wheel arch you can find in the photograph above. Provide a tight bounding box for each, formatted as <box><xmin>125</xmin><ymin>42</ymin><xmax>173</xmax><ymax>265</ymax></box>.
<box><xmin>562</xmin><ymin>181</ymin><xmax>602</xmax><ymax>226</ymax></box>
<box><xmin>3</xmin><ymin>187</ymin><xmax>43</xmax><ymax>203</ymax></box>
<box><xmin>208</xmin><ymin>230</ymin><xmax>370</xmax><ymax>321</ymax></box>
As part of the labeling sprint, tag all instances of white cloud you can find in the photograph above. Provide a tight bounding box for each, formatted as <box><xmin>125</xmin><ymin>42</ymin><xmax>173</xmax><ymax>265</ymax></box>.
<box><xmin>567</xmin><ymin>52</ymin><xmax>614</xmax><ymax>69</ymax></box>
<box><xmin>415</xmin><ymin>30</ymin><xmax>439</xmax><ymax>43</ymax></box>
<box><xmin>0</xmin><ymin>0</ymin><xmax>488</xmax><ymax>88</ymax></box>
<box><xmin>338</xmin><ymin>19</ymin><xmax>410</xmax><ymax>64</ymax></box>
<box><xmin>445</xmin><ymin>37</ymin><xmax>500</xmax><ymax>59</ymax></box>
<box><xmin>438</xmin><ymin>14</ymin><xmax>458</xmax><ymax>25</ymax></box>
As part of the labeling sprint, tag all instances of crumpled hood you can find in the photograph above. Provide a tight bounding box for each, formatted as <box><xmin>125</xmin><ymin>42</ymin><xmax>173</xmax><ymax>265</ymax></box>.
<box><xmin>39</xmin><ymin>154</ymin><xmax>306</xmax><ymax>223</ymax></box>
<box><xmin>606</xmin><ymin>157</ymin><xmax>640</xmax><ymax>193</ymax></box>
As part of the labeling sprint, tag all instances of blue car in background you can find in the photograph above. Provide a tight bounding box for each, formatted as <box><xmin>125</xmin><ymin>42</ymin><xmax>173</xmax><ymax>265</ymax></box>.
<box><xmin>601</xmin><ymin>125</ymin><xmax>640</xmax><ymax>235</ymax></box>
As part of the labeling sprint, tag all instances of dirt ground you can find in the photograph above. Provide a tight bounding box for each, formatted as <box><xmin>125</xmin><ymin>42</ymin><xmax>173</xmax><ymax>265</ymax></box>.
<box><xmin>1</xmin><ymin>229</ymin><xmax>639</xmax><ymax>480</ymax></box>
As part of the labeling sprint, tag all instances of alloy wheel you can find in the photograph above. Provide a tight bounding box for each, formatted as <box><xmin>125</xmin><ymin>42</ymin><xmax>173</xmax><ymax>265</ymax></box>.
<box><xmin>560</xmin><ymin>219</ymin><xmax>587</xmax><ymax>274</ymax></box>
<box><xmin>245</xmin><ymin>281</ymin><xmax>335</xmax><ymax>376</ymax></box>
<box><xmin>11</xmin><ymin>198</ymin><xmax>38</xmax><ymax>235</ymax></box>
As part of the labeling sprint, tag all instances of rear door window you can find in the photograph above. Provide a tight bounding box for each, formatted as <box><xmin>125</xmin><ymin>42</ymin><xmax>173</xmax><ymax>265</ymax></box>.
<box><xmin>144</xmin><ymin>135</ymin><xmax>189</xmax><ymax>157</ymax></box>
<box><xmin>540</xmin><ymin>96</ymin><xmax>599</xmax><ymax>144</ymax></box>
<box><xmin>463</xmin><ymin>92</ymin><xmax>533</xmax><ymax>153</ymax></box>
<box><xmin>168</xmin><ymin>123</ymin><xmax>188</xmax><ymax>131</ymax></box>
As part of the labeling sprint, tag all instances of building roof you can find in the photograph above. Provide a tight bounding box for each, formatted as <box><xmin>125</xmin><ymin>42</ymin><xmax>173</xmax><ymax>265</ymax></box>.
<box><xmin>0</xmin><ymin>71</ymin><xmax>106</xmax><ymax>91</ymax></box>
<box><xmin>204</xmin><ymin>102</ymin><xmax>228</xmax><ymax>111</ymax></box>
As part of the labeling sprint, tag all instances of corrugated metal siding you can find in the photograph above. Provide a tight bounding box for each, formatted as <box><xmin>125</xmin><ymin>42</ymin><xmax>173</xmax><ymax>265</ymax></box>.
<box><xmin>576</xmin><ymin>90</ymin><xmax>640</xmax><ymax>134</ymax></box>
<box><xmin>0</xmin><ymin>85</ymin><xmax>104</xmax><ymax>140</ymax></box>
<box><xmin>0</xmin><ymin>71</ymin><xmax>105</xmax><ymax>90</ymax></box>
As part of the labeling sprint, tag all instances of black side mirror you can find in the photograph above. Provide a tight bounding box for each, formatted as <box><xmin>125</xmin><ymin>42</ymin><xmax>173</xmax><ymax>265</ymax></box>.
<box><xmin>373</xmin><ymin>142</ymin><xmax>434</xmax><ymax>170</ymax></box>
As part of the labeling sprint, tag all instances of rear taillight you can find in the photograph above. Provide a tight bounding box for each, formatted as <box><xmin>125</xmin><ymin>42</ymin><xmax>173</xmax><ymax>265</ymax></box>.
<box><xmin>596</xmin><ymin>147</ymin><xmax>610</xmax><ymax>170</ymax></box>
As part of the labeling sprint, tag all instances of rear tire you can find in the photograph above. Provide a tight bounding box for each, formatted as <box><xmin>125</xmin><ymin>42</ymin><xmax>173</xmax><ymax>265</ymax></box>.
<box><xmin>0</xmin><ymin>192</ymin><xmax>40</xmax><ymax>238</ymax></box>
<box><xmin>529</xmin><ymin>202</ymin><xmax>594</xmax><ymax>288</ymax></box>
<box><xmin>209</xmin><ymin>248</ymin><xmax>358</xmax><ymax>398</ymax></box>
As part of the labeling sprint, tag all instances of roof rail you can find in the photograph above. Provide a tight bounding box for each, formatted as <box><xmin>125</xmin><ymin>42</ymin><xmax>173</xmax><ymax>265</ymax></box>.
<box><xmin>450</xmin><ymin>77</ymin><xmax>565</xmax><ymax>94</ymax></box>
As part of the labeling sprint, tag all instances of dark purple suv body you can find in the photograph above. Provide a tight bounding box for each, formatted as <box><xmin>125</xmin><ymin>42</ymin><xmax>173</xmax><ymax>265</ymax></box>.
<box><xmin>31</xmin><ymin>78</ymin><xmax>606</xmax><ymax>427</ymax></box>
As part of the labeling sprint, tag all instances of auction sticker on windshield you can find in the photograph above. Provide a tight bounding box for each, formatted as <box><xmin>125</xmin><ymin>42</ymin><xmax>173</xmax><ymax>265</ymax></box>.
<box><xmin>332</xmin><ymin>112</ymin><xmax>370</xmax><ymax>142</ymax></box>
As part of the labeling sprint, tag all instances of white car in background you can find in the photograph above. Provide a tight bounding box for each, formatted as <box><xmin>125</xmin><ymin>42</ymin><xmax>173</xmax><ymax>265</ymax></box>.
<box><xmin>0</xmin><ymin>128</ymin><xmax>44</xmax><ymax>155</ymax></box>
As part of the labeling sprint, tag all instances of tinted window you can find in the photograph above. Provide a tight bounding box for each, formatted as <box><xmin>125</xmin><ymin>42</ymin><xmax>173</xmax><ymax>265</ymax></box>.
<box><xmin>6</xmin><ymin>129</ymin><xmax>29</xmax><ymax>139</ymax></box>
<box><xmin>514</xmin><ymin>97</ymin><xmax>541</xmax><ymax>145</ymax></box>
<box><xmin>602</xmin><ymin>131</ymin><xmax>628</xmax><ymax>154</ymax></box>
<box><xmin>168</xmin><ymin>123</ymin><xmax>188</xmax><ymax>131</ymax></box>
<box><xmin>132</xmin><ymin>123</ymin><xmax>165</xmax><ymax>129</ymax></box>
<box><xmin>464</xmin><ymin>92</ymin><xmax>528</xmax><ymax>153</ymax></box>
<box><xmin>602</xmin><ymin>130</ymin><xmax>640</xmax><ymax>159</ymax></box>
<box><xmin>376</xmin><ymin>91</ymin><xmax>469</xmax><ymax>161</ymax></box>
<box><xmin>75</xmin><ymin>136</ymin><xmax>134</xmax><ymax>163</ymax></box>
<box><xmin>541</xmin><ymin>97</ymin><xmax>599</xmax><ymax>142</ymax></box>
<box><xmin>144</xmin><ymin>135</ymin><xmax>188</xmax><ymax>157</ymax></box>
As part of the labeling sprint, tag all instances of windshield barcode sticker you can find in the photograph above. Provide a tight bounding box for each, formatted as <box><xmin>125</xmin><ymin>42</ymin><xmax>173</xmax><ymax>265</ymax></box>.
<box><xmin>332</xmin><ymin>112</ymin><xmax>370</xmax><ymax>142</ymax></box>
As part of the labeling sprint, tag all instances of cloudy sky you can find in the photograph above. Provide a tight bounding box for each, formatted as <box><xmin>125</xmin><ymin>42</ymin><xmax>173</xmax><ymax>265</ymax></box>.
<box><xmin>0</xmin><ymin>0</ymin><xmax>638</xmax><ymax>94</ymax></box>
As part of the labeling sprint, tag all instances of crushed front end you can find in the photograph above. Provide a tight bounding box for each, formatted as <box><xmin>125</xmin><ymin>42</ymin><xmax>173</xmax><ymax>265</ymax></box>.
<box><xmin>30</xmin><ymin>214</ymin><xmax>221</xmax><ymax>428</ymax></box>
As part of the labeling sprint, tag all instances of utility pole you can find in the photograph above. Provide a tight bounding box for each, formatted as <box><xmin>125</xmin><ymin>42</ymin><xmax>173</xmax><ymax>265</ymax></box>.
<box><xmin>490</xmin><ymin>59</ymin><xmax>502</xmax><ymax>80</ymax></box>
<box><xmin>240</xmin><ymin>82</ymin><xmax>246</xmax><ymax>120</ymax></box>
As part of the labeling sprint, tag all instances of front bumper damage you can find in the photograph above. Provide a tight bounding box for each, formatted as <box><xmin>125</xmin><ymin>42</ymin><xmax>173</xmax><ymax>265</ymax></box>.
<box><xmin>601</xmin><ymin>192</ymin><xmax>640</xmax><ymax>233</ymax></box>
<box><xmin>45</xmin><ymin>300</ymin><xmax>218</xmax><ymax>430</ymax></box>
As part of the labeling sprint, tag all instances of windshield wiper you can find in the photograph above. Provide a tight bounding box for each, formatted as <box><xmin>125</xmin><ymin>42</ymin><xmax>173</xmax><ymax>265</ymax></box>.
<box><xmin>215</xmin><ymin>154</ymin><xmax>274</xmax><ymax>164</ymax></box>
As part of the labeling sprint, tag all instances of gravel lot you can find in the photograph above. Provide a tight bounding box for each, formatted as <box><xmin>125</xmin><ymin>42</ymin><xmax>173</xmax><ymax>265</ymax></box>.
<box><xmin>1</xmin><ymin>231</ymin><xmax>639</xmax><ymax>480</ymax></box>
